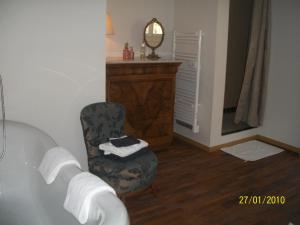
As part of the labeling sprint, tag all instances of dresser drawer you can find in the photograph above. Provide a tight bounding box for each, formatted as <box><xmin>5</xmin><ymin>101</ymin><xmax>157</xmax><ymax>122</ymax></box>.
<box><xmin>106</xmin><ymin>60</ymin><xmax>181</xmax><ymax>148</ymax></box>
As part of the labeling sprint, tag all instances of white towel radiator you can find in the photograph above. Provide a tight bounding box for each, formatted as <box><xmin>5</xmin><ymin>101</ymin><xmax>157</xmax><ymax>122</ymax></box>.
<box><xmin>173</xmin><ymin>31</ymin><xmax>202</xmax><ymax>133</ymax></box>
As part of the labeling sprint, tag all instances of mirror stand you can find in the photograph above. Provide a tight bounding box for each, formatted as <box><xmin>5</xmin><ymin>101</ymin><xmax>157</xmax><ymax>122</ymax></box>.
<box><xmin>147</xmin><ymin>48</ymin><xmax>160</xmax><ymax>60</ymax></box>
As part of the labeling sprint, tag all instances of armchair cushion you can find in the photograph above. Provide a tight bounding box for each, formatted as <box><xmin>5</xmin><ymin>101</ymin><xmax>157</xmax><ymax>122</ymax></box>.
<box><xmin>89</xmin><ymin>147</ymin><xmax>157</xmax><ymax>193</ymax></box>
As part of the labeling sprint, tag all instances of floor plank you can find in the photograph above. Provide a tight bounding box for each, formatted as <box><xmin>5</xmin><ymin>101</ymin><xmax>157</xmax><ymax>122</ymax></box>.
<box><xmin>125</xmin><ymin>138</ymin><xmax>300</xmax><ymax>225</ymax></box>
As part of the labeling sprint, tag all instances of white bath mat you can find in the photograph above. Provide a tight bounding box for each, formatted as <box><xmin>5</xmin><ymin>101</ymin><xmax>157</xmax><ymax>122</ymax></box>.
<box><xmin>221</xmin><ymin>140</ymin><xmax>284</xmax><ymax>161</ymax></box>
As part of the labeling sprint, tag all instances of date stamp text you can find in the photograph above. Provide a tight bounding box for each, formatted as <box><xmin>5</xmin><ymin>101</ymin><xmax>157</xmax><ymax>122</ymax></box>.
<box><xmin>239</xmin><ymin>195</ymin><xmax>286</xmax><ymax>205</ymax></box>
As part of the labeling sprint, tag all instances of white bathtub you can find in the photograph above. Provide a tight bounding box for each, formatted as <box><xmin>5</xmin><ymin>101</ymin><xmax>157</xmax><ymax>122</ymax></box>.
<box><xmin>0</xmin><ymin>120</ymin><xmax>129</xmax><ymax>225</ymax></box>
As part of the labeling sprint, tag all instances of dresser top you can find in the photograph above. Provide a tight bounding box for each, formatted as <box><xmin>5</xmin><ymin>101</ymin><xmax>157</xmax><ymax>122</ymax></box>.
<box><xmin>106</xmin><ymin>57</ymin><xmax>181</xmax><ymax>65</ymax></box>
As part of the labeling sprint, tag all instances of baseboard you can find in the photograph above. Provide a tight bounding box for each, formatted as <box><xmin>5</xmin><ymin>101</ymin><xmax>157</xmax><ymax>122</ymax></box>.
<box><xmin>173</xmin><ymin>132</ymin><xmax>299</xmax><ymax>155</ymax></box>
<box><xmin>174</xmin><ymin>132</ymin><xmax>257</xmax><ymax>152</ymax></box>
<box><xmin>256</xmin><ymin>135</ymin><xmax>300</xmax><ymax>155</ymax></box>
<box><xmin>210</xmin><ymin>135</ymin><xmax>258</xmax><ymax>151</ymax></box>
<box><xmin>173</xmin><ymin>133</ymin><xmax>211</xmax><ymax>152</ymax></box>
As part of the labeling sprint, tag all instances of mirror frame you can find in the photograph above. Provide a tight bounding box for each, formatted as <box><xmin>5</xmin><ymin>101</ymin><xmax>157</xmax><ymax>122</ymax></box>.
<box><xmin>143</xmin><ymin>18</ymin><xmax>165</xmax><ymax>60</ymax></box>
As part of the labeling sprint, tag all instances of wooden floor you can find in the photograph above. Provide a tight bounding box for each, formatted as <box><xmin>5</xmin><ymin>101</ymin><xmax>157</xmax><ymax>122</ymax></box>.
<box><xmin>125</xmin><ymin>139</ymin><xmax>300</xmax><ymax>225</ymax></box>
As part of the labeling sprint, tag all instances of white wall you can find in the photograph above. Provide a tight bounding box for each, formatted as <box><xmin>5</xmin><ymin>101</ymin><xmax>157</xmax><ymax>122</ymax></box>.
<box><xmin>173</xmin><ymin>0</ymin><xmax>219</xmax><ymax>146</ymax></box>
<box><xmin>209</xmin><ymin>0</ymin><xmax>259</xmax><ymax>147</ymax></box>
<box><xmin>106</xmin><ymin>0</ymin><xmax>175</xmax><ymax>58</ymax></box>
<box><xmin>0</xmin><ymin>0</ymin><xmax>107</xmax><ymax>169</ymax></box>
<box><xmin>175</xmin><ymin>0</ymin><xmax>299</xmax><ymax>148</ymax></box>
<box><xmin>174</xmin><ymin>0</ymin><xmax>259</xmax><ymax>147</ymax></box>
<box><xmin>259</xmin><ymin>0</ymin><xmax>300</xmax><ymax>148</ymax></box>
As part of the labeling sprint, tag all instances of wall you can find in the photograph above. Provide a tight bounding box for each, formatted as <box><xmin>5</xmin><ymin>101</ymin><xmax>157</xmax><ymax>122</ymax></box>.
<box><xmin>106</xmin><ymin>0</ymin><xmax>175</xmax><ymax>58</ymax></box>
<box><xmin>173</xmin><ymin>0</ymin><xmax>219</xmax><ymax>146</ymax></box>
<box><xmin>174</xmin><ymin>0</ymin><xmax>259</xmax><ymax>147</ymax></box>
<box><xmin>210</xmin><ymin>0</ymin><xmax>258</xmax><ymax>147</ymax></box>
<box><xmin>198</xmin><ymin>0</ymin><xmax>299</xmax><ymax>148</ymax></box>
<box><xmin>259</xmin><ymin>0</ymin><xmax>300</xmax><ymax>148</ymax></box>
<box><xmin>0</xmin><ymin>0</ymin><xmax>107</xmax><ymax>169</ymax></box>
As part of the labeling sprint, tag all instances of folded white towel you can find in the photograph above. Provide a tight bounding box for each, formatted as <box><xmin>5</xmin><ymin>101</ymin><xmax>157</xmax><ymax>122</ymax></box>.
<box><xmin>99</xmin><ymin>139</ymin><xmax>148</xmax><ymax>157</ymax></box>
<box><xmin>38</xmin><ymin>146</ymin><xmax>81</xmax><ymax>184</ymax></box>
<box><xmin>64</xmin><ymin>172</ymin><xmax>116</xmax><ymax>224</ymax></box>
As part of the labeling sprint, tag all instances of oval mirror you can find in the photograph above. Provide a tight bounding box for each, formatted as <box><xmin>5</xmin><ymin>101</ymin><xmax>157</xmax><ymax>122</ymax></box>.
<box><xmin>144</xmin><ymin>18</ymin><xmax>164</xmax><ymax>60</ymax></box>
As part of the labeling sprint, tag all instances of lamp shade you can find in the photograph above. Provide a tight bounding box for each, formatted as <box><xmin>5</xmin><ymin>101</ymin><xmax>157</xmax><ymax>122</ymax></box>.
<box><xmin>106</xmin><ymin>13</ymin><xmax>114</xmax><ymax>35</ymax></box>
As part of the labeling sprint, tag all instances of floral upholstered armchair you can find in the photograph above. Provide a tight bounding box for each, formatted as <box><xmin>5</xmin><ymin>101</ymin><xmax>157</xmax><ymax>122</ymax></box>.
<box><xmin>80</xmin><ymin>102</ymin><xmax>157</xmax><ymax>194</ymax></box>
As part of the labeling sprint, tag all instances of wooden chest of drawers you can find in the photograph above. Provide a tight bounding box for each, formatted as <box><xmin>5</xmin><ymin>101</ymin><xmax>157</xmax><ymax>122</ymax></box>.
<box><xmin>106</xmin><ymin>60</ymin><xmax>181</xmax><ymax>148</ymax></box>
